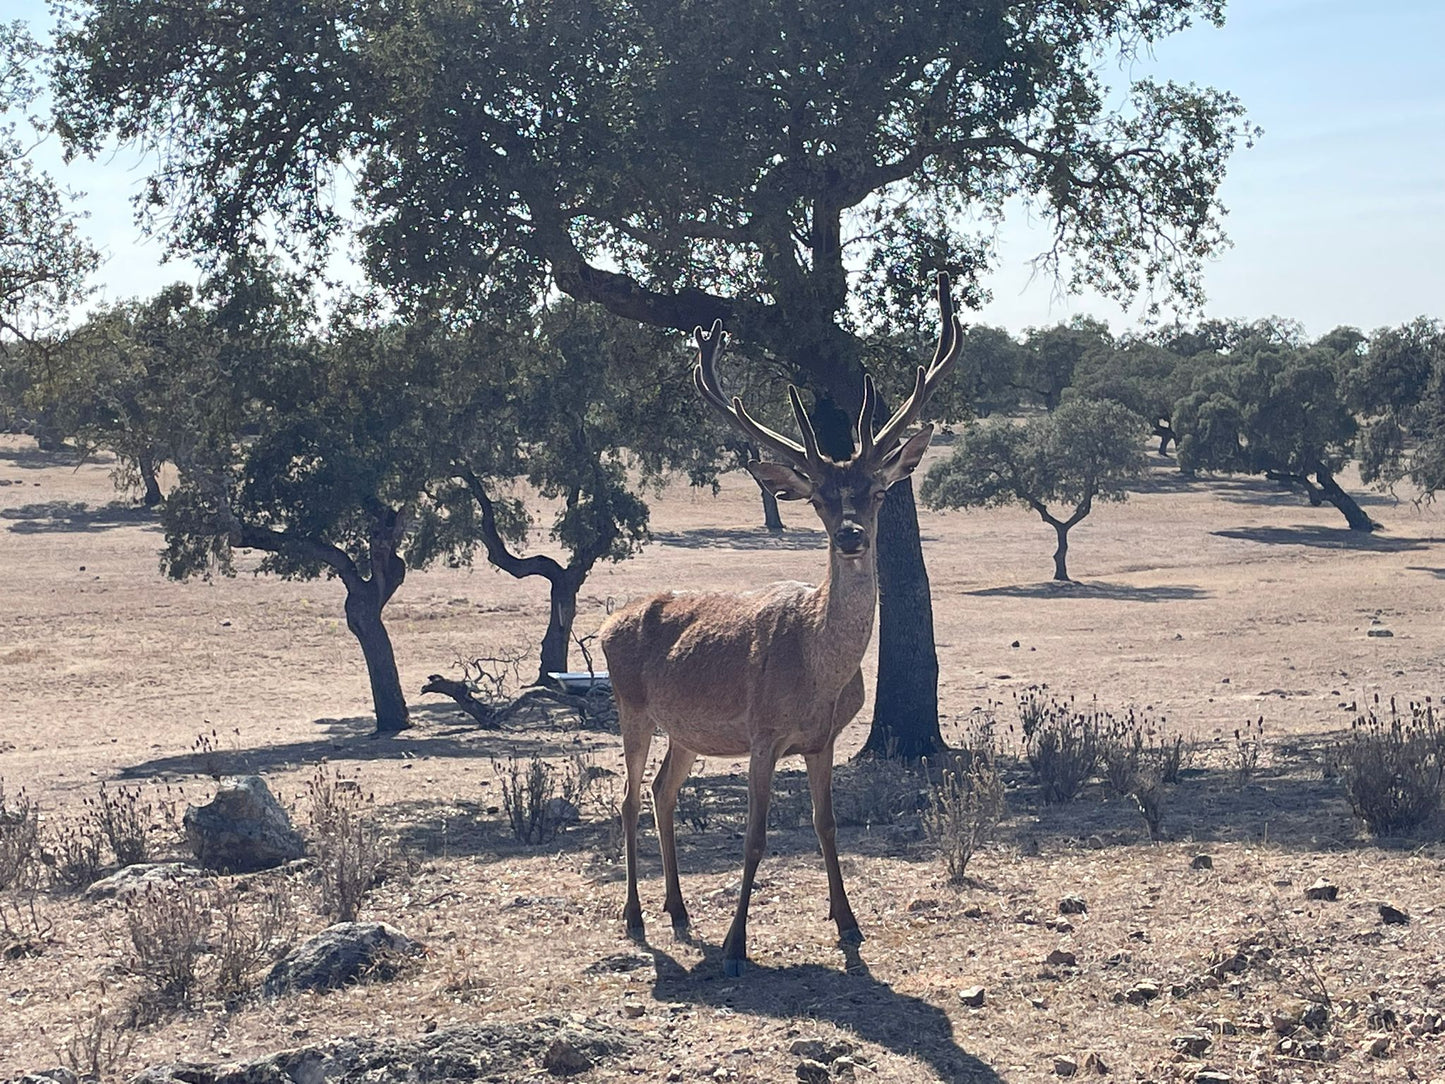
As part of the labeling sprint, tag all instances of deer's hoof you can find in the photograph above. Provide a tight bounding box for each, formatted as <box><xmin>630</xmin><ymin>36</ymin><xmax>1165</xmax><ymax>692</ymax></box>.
<box><xmin>838</xmin><ymin>926</ymin><xmax>865</xmax><ymax>946</ymax></box>
<box><xmin>722</xmin><ymin>956</ymin><xmax>748</xmax><ymax>978</ymax></box>
<box><xmin>625</xmin><ymin>922</ymin><xmax>646</xmax><ymax>942</ymax></box>
<box><xmin>671</xmin><ymin>919</ymin><xmax>691</xmax><ymax>941</ymax></box>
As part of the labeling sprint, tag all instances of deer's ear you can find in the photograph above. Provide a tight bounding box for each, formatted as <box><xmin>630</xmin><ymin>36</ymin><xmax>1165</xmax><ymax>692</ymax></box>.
<box><xmin>878</xmin><ymin>426</ymin><xmax>934</xmax><ymax>488</ymax></box>
<box><xmin>747</xmin><ymin>460</ymin><xmax>815</xmax><ymax>501</ymax></box>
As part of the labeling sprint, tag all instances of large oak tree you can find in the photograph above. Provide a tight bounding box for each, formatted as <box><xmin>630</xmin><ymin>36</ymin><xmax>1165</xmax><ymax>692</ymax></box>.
<box><xmin>53</xmin><ymin>0</ymin><xmax>1251</xmax><ymax>755</ymax></box>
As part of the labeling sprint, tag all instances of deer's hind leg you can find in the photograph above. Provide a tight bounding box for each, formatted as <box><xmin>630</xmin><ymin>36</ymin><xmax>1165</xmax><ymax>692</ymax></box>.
<box><xmin>651</xmin><ymin>741</ymin><xmax>698</xmax><ymax>936</ymax></box>
<box><xmin>617</xmin><ymin>702</ymin><xmax>654</xmax><ymax>939</ymax></box>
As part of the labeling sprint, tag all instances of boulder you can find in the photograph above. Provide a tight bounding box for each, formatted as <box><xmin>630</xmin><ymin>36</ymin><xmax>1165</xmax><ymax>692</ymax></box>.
<box><xmin>81</xmin><ymin>862</ymin><xmax>211</xmax><ymax>901</ymax></box>
<box><xmin>183</xmin><ymin>776</ymin><xmax>305</xmax><ymax>873</ymax></box>
<box><xmin>264</xmin><ymin>921</ymin><xmax>423</xmax><ymax>996</ymax></box>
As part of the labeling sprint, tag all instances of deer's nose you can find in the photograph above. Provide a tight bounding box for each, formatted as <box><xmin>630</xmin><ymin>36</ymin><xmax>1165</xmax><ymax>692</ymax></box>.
<box><xmin>835</xmin><ymin>523</ymin><xmax>868</xmax><ymax>554</ymax></box>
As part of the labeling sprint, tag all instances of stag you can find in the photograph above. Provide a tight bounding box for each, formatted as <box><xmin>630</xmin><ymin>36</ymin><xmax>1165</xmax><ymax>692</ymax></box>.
<box><xmin>600</xmin><ymin>274</ymin><xmax>961</xmax><ymax>976</ymax></box>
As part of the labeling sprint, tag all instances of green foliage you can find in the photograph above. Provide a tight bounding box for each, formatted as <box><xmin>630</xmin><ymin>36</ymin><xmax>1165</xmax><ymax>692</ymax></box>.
<box><xmin>0</xmin><ymin>21</ymin><xmax>97</xmax><ymax>345</ymax></box>
<box><xmin>923</xmin><ymin>399</ymin><xmax>1147</xmax><ymax>515</ymax></box>
<box><xmin>1350</xmin><ymin>318</ymin><xmax>1445</xmax><ymax>492</ymax></box>
<box><xmin>1021</xmin><ymin>318</ymin><xmax>1113</xmax><ymax>411</ymax></box>
<box><xmin>54</xmin><ymin>0</ymin><xmax>1250</xmax><ymax>342</ymax></box>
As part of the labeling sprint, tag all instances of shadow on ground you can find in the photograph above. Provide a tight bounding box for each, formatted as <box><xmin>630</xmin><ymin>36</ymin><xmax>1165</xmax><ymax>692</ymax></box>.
<box><xmin>1213</xmin><ymin>525</ymin><xmax>1437</xmax><ymax>551</ymax></box>
<box><xmin>652</xmin><ymin>526</ymin><xmax>826</xmax><ymax>551</ymax></box>
<box><xmin>2</xmin><ymin>499</ymin><xmax>159</xmax><ymax>533</ymax></box>
<box><xmin>115</xmin><ymin>703</ymin><xmax>604</xmax><ymax>782</ymax></box>
<box><xmin>0</xmin><ymin>442</ymin><xmax>89</xmax><ymax>470</ymax></box>
<box><xmin>965</xmin><ymin>581</ymin><xmax>1207</xmax><ymax>602</ymax></box>
<box><xmin>644</xmin><ymin>941</ymin><xmax>1002</xmax><ymax>1083</ymax></box>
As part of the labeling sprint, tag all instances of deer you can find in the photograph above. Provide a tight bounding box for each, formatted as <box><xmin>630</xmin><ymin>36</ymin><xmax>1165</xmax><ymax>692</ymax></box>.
<box><xmin>599</xmin><ymin>273</ymin><xmax>961</xmax><ymax>976</ymax></box>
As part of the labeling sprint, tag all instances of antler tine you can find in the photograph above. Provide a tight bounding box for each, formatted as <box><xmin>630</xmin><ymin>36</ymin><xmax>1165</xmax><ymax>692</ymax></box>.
<box><xmin>856</xmin><ymin>373</ymin><xmax>878</xmax><ymax>459</ymax></box>
<box><xmin>786</xmin><ymin>385</ymin><xmax>825</xmax><ymax>470</ymax></box>
<box><xmin>869</xmin><ymin>271</ymin><xmax>963</xmax><ymax>458</ymax></box>
<box><xmin>692</xmin><ymin>320</ymin><xmax>813</xmax><ymax>469</ymax></box>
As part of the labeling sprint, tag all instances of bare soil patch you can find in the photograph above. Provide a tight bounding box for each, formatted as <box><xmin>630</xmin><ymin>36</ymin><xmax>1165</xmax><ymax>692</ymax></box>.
<box><xmin>1</xmin><ymin>435</ymin><xmax>1443</xmax><ymax>1082</ymax></box>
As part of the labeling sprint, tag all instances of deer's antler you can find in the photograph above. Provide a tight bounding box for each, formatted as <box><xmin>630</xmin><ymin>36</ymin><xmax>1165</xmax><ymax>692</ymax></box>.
<box><xmin>864</xmin><ymin>272</ymin><xmax>962</xmax><ymax>460</ymax></box>
<box><xmin>692</xmin><ymin>319</ymin><xmax>823</xmax><ymax>474</ymax></box>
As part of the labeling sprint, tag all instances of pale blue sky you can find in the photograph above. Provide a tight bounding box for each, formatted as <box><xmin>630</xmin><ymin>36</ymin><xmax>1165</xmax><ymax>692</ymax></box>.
<box><xmin>7</xmin><ymin>0</ymin><xmax>1444</xmax><ymax>337</ymax></box>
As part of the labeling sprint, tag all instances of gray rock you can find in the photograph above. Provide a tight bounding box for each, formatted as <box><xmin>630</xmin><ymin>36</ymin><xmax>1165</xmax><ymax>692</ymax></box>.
<box><xmin>1171</xmin><ymin>1033</ymin><xmax>1211</xmax><ymax>1055</ymax></box>
<box><xmin>1304</xmin><ymin>878</ymin><xmax>1338</xmax><ymax>901</ymax></box>
<box><xmin>1191</xmin><ymin>854</ymin><xmax>1214</xmax><ymax>870</ymax></box>
<box><xmin>544</xmin><ymin>798</ymin><xmax>581</xmax><ymax>828</ymax></box>
<box><xmin>1045</xmin><ymin>948</ymin><xmax>1077</xmax><ymax>967</ymax></box>
<box><xmin>1058</xmin><ymin>895</ymin><xmax>1088</xmax><ymax>914</ymax></box>
<box><xmin>129</xmin><ymin>1018</ymin><xmax>637</xmax><ymax>1084</ymax></box>
<box><xmin>1379</xmin><ymin>903</ymin><xmax>1410</xmax><ymax>925</ymax></box>
<box><xmin>264</xmin><ymin>922</ymin><xmax>423</xmax><ymax>996</ymax></box>
<box><xmin>183</xmin><ymin>776</ymin><xmax>305</xmax><ymax>873</ymax></box>
<box><xmin>796</xmin><ymin>1060</ymin><xmax>831</xmax><ymax>1084</ymax></box>
<box><xmin>81</xmin><ymin>862</ymin><xmax>210</xmax><ymax>901</ymax></box>
<box><xmin>542</xmin><ymin>1038</ymin><xmax>591</xmax><ymax>1076</ymax></box>
<box><xmin>13</xmin><ymin>1071</ymin><xmax>78</xmax><ymax>1084</ymax></box>
<box><xmin>958</xmin><ymin>986</ymin><xmax>986</xmax><ymax>1008</ymax></box>
<box><xmin>1053</xmin><ymin>1054</ymin><xmax>1077</xmax><ymax>1076</ymax></box>
<box><xmin>1124</xmin><ymin>981</ymin><xmax>1161</xmax><ymax>1004</ymax></box>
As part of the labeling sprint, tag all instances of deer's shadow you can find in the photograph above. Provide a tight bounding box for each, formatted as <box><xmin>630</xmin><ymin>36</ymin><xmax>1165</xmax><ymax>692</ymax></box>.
<box><xmin>639</xmin><ymin>938</ymin><xmax>1001</xmax><ymax>1082</ymax></box>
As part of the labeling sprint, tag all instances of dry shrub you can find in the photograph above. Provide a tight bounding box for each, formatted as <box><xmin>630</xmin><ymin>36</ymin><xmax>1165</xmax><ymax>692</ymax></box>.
<box><xmin>306</xmin><ymin>764</ymin><xmax>393</xmax><ymax>922</ymax></box>
<box><xmin>212</xmin><ymin>879</ymin><xmax>297</xmax><ymax>1004</ymax></box>
<box><xmin>124</xmin><ymin>883</ymin><xmax>210</xmax><ymax>1007</ymax></box>
<box><xmin>0</xmin><ymin>779</ymin><xmax>41</xmax><ymax>891</ymax></box>
<box><xmin>1233</xmin><ymin>716</ymin><xmax>1266</xmax><ymax>785</ymax></box>
<box><xmin>48</xmin><ymin>818</ymin><xmax>106</xmax><ymax>891</ymax></box>
<box><xmin>1019</xmin><ymin>693</ymin><xmax>1101</xmax><ymax>804</ymax></box>
<box><xmin>923</xmin><ymin>731</ymin><xmax>1006</xmax><ymax>882</ymax></box>
<box><xmin>56</xmin><ymin>1003</ymin><xmax>136</xmax><ymax>1079</ymax></box>
<box><xmin>495</xmin><ymin>754</ymin><xmax>588</xmax><ymax>845</ymax></box>
<box><xmin>675</xmin><ymin>775</ymin><xmax>715</xmax><ymax>834</ymax></box>
<box><xmin>86</xmin><ymin>783</ymin><xmax>154</xmax><ymax>867</ymax></box>
<box><xmin>1336</xmin><ymin>697</ymin><xmax>1444</xmax><ymax>836</ymax></box>
<box><xmin>833</xmin><ymin>756</ymin><xmax>928</xmax><ymax>829</ymax></box>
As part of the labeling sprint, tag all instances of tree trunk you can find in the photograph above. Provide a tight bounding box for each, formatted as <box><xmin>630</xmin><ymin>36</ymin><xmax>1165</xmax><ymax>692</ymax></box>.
<box><xmin>537</xmin><ymin>571</ymin><xmax>582</xmax><ymax>684</ymax></box>
<box><xmin>1153</xmin><ymin>423</ymin><xmax>1175</xmax><ymax>457</ymax></box>
<box><xmin>344</xmin><ymin>588</ymin><xmax>410</xmax><ymax>734</ymax></box>
<box><xmin>759</xmin><ymin>480</ymin><xmax>785</xmax><ymax>532</ymax></box>
<box><xmin>138</xmin><ymin>450</ymin><xmax>162</xmax><ymax>507</ymax></box>
<box><xmin>862</xmin><ymin>480</ymin><xmax>943</xmax><ymax>759</ymax></box>
<box><xmin>1051</xmin><ymin>520</ymin><xmax>1071</xmax><ymax>581</ymax></box>
<box><xmin>1315</xmin><ymin>469</ymin><xmax>1379</xmax><ymax>532</ymax></box>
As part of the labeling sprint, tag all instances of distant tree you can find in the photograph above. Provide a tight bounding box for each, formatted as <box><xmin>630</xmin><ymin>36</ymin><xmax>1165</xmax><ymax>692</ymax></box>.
<box><xmin>921</xmin><ymin>399</ymin><xmax>1147</xmax><ymax>581</ymax></box>
<box><xmin>1068</xmin><ymin>337</ymin><xmax>1203</xmax><ymax>455</ymax></box>
<box><xmin>160</xmin><ymin>270</ymin><xmax>497</xmax><ymax>734</ymax></box>
<box><xmin>451</xmin><ymin>302</ymin><xmax>729</xmax><ymax>683</ymax></box>
<box><xmin>1172</xmin><ymin>330</ymin><xmax>1377</xmax><ymax>530</ymax></box>
<box><xmin>32</xmin><ymin>285</ymin><xmax>208</xmax><ymax>504</ymax></box>
<box><xmin>55</xmin><ymin>0</ymin><xmax>1255</xmax><ymax>759</ymax></box>
<box><xmin>1348</xmin><ymin>318</ymin><xmax>1445</xmax><ymax>493</ymax></box>
<box><xmin>1020</xmin><ymin>318</ymin><xmax>1113</xmax><ymax>411</ymax></box>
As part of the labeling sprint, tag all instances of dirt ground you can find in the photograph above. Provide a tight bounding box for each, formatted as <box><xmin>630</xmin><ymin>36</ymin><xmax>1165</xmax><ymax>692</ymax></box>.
<box><xmin>1</xmin><ymin>432</ymin><xmax>1443</xmax><ymax>1083</ymax></box>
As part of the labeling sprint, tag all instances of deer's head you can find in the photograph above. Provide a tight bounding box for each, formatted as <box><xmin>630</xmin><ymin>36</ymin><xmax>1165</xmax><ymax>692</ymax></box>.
<box><xmin>694</xmin><ymin>274</ymin><xmax>961</xmax><ymax>561</ymax></box>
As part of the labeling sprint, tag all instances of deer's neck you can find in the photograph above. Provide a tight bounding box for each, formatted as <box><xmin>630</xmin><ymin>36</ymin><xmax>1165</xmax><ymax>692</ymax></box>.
<box><xmin>809</xmin><ymin>547</ymin><xmax>879</xmax><ymax>683</ymax></box>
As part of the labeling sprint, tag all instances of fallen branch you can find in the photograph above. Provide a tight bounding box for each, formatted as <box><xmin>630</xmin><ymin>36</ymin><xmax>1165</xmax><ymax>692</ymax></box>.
<box><xmin>420</xmin><ymin>675</ymin><xmax>501</xmax><ymax>729</ymax></box>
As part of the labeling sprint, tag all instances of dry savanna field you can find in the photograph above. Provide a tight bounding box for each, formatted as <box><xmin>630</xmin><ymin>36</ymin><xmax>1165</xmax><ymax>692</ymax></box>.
<box><xmin>1</xmin><ymin>433</ymin><xmax>1443</xmax><ymax>1083</ymax></box>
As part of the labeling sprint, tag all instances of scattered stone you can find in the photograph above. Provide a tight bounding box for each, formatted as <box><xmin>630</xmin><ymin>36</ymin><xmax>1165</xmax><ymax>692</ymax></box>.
<box><xmin>957</xmin><ymin>986</ymin><xmax>986</xmax><ymax>1008</ymax></box>
<box><xmin>1124</xmin><ymin>981</ymin><xmax>1161</xmax><ymax>1004</ymax></box>
<box><xmin>1059</xmin><ymin>895</ymin><xmax>1088</xmax><ymax>914</ymax></box>
<box><xmin>789</xmin><ymin>1039</ymin><xmax>827</xmax><ymax>1061</ymax></box>
<box><xmin>1363</xmin><ymin>1034</ymin><xmax>1391</xmax><ymax>1058</ymax></box>
<box><xmin>263</xmin><ymin>922</ymin><xmax>423</xmax><ymax>996</ymax></box>
<box><xmin>796</xmin><ymin>1059</ymin><xmax>831</xmax><ymax>1083</ymax></box>
<box><xmin>585</xmin><ymin>952</ymin><xmax>652</xmax><ymax>974</ymax></box>
<box><xmin>1300</xmin><ymin>1003</ymin><xmax>1329</xmax><ymax>1031</ymax></box>
<box><xmin>13</xmin><ymin>1071</ymin><xmax>77</xmax><ymax>1084</ymax></box>
<box><xmin>1304</xmin><ymin>878</ymin><xmax>1338</xmax><ymax>902</ymax></box>
<box><xmin>1379</xmin><ymin>903</ymin><xmax>1410</xmax><ymax>925</ymax></box>
<box><xmin>1194</xmin><ymin>1072</ymin><xmax>1232</xmax><ymax>1084</ymax></box>
<box><xmin>1045</xmin><ymin>948</ymin><xmax>1077</xmax><ymax>967</ymax></box>
<box><xmin>544</xmin><ymin>797</ymin><xmax>581</xmax><ymax>828</ymax></box>
<box><xmin>128</xmin><ymin>1018</ymin><xmax>637</xmax><ymax>1083</ymax></box>
<box><xmin>1053</xmin><ymin>1054</ymin><xmax>1078</xmax><ymax>1077</ymax></box>
<box><xmin>183</xmin><ymin>775</ymin><xmax>306</xmax><ymax>873</ymax></box>
<box><xmin>831</xmin><ymin>1056</ymin><xmax>858</xmax><ymax>1080</ymax></box>
<box><xmin>621</xmin><ymin>1001</ymin><xmax>645</xmax><ymax>1019</ymax></box>
<box><xmin>1081</xmin><ymin>1052</ymin><xmax>1107</xmax><ymax>1075</ymax></box>
<box><xmin>906</xmin><ymin>898</ymin><xmax>939</xmax><ymax>913</ymax></box>
<box><xmin>962</xmin><ymin>905</ymin><xmax>984</xmax><ymax>919</ymax></box>
<box><xmin>1171</xmin><ymin>1033</ymin><xmax>1211</xmax><ymax>1056</ymax></box>
<box><xmin>1366</xmin><ymin>628</ymin><xmax>1394</xmax><ymax>638</ymax></box>
<box><xmin>81</xmin><ymin>862</ymin><xmax>211</xmax><ymax>901</ymax></box>
<box><xmin>1190</xmin><ymin>854</ymin><xmax>1214</xmax><ymax>870</ymax></box>
<box><xmin>1047</xmin><ymin>919</ymin><xmax>1075</xmax><ymax>934</ymax></box>
<box><xmin>542</xmin><ymin>1038</ymin><xmax>591</xmax><ymax>1076</ymax></box>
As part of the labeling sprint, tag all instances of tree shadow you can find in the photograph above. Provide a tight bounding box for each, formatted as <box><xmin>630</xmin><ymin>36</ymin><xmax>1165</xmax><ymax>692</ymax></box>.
<box><xmin>114</xmin><ymin>704</ymin><xmax>600</xmax><ymax>782</ymax></box>
<box><xmin>639</xmin><ymin>941</ymin><xmax>1001</xmax><ymax>1083</ymax></box>
<box><xmin>2</xmin><ymin>499</ymin><xmax>159</xmax><ymax>533</ymax></box>
<box><xmin>1212</xmin><ymin>525</ymin><xmax>1435</xmax><ymax>551</ymax></box>
<box><xmin>1406</xmin><ymin>566</ymin><xmax>1445</xmax><ymax>579</ymax></box>
<box><xmin>965</xmin><ymin>581</ymin><xmax>1207</xmax><ymax>602</ymax></box>
<box><xmin>0</xmin><ymin>442</ymin><xmax>86</xmax><ymax>470</ymax></box>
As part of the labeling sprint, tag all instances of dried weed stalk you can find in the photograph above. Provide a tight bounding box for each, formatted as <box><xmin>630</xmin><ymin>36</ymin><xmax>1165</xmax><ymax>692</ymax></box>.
<box><xmin>56</xmin><ymin>1003</ymin><xmax>136</xmax><ymax>1079</ymax></box>
<box><xmin>212</xmin><ymin>880</ymin><xmax>298</xmax><ymax>1004</ymax></box>
<box><xmin>1019</xmin><ymin>693</ymin><xmax>1101</xmax><ymax>804</ymax></box>
<box><xmin>305</xmin><ymin>764</ymin><xmax>393</xmax><ymax>922</ymax></box>
<box><xmin>48</xmin><ymin>818</ymin><xmax>106</xmax><ymax>891</ymax></box>
<box><xmin>923</xmin><ymin>732</ymin><xmax>1007</xmax><ymax>882</ymax></box>
<box><xmin>86</xmin><ymin>783</ymin><xmax>154</xmax><ymax>867</ymax></box>
<box><xmin>1336</xmin><ymin>696</ymin><xmax>1443</xmax><ymax>835</ymax></box>
<box><xmin>0</xmin><ymin>779</ymin><xmax>41</xmax><ymax>891</ymax></box>
<box><xmin>495</xmin><ymin>754</ymin><xmax>589</xmax><ymax>845</ymax></box>
<box><xmin>124</xmin><ymin>882</ymin><xmax>210</xmax><ymax>1007</ymax></box>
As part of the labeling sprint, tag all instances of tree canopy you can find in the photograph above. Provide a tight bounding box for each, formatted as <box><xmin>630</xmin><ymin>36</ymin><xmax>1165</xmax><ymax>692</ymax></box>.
<box><xmin>921</xmin><ymin>398</ymin><xmax>1147</xmax><ymax>581</ymax></box>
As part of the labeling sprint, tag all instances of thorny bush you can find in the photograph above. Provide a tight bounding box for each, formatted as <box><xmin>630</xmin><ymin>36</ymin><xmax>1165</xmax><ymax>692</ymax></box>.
<box><xmin>1336</xmin><ymin>697</ymin><xmax>1444</xmax><ymax>836</ymax></box>
<box><xmin>306</xmin><ymin>764</ymin><xmax>393</xmax><ymax>922</ymax></box>
<box><xmin>923</xmin><ymin>726</ymin><xmax>1006</xmax><ymax>882</ymax></box>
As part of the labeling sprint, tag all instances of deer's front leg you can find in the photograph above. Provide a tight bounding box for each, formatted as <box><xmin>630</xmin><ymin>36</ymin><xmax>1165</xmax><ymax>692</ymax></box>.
<box><xmin>652</xmin><ymin>742</ymin><xmax>698</xmax><ymax>936</ymax></box>
<box><xmin>804</xmin><ymin>745</ymin><xmax>862</xmax><ymax>944</ymax></box>
<box><xmin>618</xmin><ymin>711</ymin><xmax>654</xmax><ymax>939</ymax></box>
<box><xmin>722</xmin><ymin>746</ymin><xmax>777</xmax><ymax>976</ymax></box>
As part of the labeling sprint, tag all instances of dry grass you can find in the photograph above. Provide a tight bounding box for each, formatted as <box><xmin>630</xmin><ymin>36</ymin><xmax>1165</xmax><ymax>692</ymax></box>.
<box><xmin>3</xmin><ymin>437</ymin><xmax>1445</xmax><ymax>1081</ymax></box>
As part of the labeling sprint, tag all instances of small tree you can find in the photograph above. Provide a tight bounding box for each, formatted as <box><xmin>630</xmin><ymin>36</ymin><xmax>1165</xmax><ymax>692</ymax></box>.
<box><xmin>922</xmin><ymin>399</ymin><xmax>1147</xmax><ymax>582</ymax></box>
<box><xmin>1349</xmin><ymin>318</ymin><xmax>1445</xmax><ymax>495</ymax></box>
<box><xmin>1068</xmin><ymin>337</ymin><xmax>1202</xmax><ymax>456</ymax></box>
